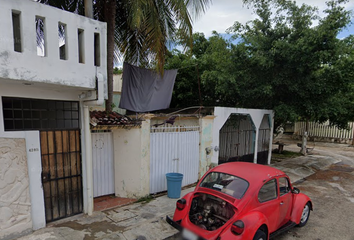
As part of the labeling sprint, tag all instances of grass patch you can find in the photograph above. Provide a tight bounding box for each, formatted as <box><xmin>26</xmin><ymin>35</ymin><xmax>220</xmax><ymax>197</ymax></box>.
<box><xmin>272</xmin><ymin>150</ymin><xmax>302</xmax><ymax>162</ymax></box>
<box><xmin>135</xmin><ymin>194</ymin><xmax>155</xmax><ymax>204</ymax></box>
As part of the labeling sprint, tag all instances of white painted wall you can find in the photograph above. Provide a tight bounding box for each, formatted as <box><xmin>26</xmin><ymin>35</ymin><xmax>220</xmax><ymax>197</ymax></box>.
<box><xmin>212</xmin><ymin>107</ymin><xmax>274</xmax><ymax>165</ymax></box>
<box><xmin>24</xmin><ymin>131</ymin><xmax>46</xmax><ymax>231</ymax></box>
<box><xmin>0</xmin><ymin>0</ymin><xmax>107</xmax><ymax>96</ymax></box>
<box><xmin>113</xmin><ymin>74</ymin><xmax>122</xmax><ymax>93</ymax></box>
<box><xmin>113</xmin><ymin>120</ymin><xmax>150</xmax><ymax>199</ymax></box>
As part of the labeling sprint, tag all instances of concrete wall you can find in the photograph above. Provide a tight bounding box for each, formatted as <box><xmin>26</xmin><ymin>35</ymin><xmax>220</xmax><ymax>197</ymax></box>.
<box><xmin>0</xmin><ymin>0</ymin><xmax>107</xmax><ymax>96</ymax></box>
<box><xmin>199</xmin><ymin>116</ymin><xmax>215</xmax><ymax>178</ymax></box>
<box><xmin>113</xmin><ymin>120</ymin><xmax>150</xmax><ymax>198</ymax></box>
<box><xmin>0</xmin><ymin>138</ymin><xmax>32</xmax><ymax>240</ymax></box>
<box><xmin>113</xmin><ymin>74</ymin><xmax>123</xmax><ymax>92</ymax></box>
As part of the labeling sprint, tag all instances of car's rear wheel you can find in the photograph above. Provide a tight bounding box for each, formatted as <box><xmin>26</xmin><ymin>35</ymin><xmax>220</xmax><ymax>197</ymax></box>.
<box><xmin>298</xmin><ymin>202</ymin><xmax>311</xmax><ymax>227</ymax></box>
<box><xmin>253</xmin><ymin>229</ymin><xmax>266</xmax><ymax>240</ymax></box>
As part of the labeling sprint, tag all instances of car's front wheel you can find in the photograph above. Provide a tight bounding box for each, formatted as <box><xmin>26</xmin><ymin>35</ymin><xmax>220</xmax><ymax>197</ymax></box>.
<box><xmin>253</xmin><ymin>229</ymin><xmax>266</xmax><ymax>240</ymax></box>
<box><xmin>298</xmin><ymin>202</ymin><xmax>311</xmax><ymax>227</ymax></box>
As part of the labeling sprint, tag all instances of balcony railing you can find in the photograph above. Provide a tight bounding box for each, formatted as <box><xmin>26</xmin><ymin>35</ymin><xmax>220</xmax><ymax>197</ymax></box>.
<box><xmin>0</xmin><ymin>0</ymin><xmax>107</xmax><ymax>90</ymax></box>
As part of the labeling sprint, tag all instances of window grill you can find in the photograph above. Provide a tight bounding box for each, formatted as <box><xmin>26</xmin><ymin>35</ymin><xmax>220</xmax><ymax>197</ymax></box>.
<box><xmin>2</xmin><ymin>97</ymin><xmax>80</xmax><ymax>131</ymax></box>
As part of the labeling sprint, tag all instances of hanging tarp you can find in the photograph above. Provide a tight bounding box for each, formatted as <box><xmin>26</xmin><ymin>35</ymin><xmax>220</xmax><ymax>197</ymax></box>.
<box><xmin>119</xmin><ymin>62</ymin><xmax>177</xmax><ymax>112</ymax></box>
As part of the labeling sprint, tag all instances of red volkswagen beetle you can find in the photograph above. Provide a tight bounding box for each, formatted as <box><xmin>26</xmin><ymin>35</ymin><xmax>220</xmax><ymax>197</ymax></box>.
<box><xmin>166</xmin><ymin>162</ymin><xmax>312</xmax><ymax>240</ymax></box>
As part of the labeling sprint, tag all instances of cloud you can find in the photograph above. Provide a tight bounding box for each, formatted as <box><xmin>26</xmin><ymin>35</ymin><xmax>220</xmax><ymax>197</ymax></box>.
<box><xmin>193</xmin><ymin>0</ymin><xmax>354</xmax><ymax>37</ymax></box>
<box><xmin>193</xmin><ymin>1</ymin><xmax>253</xmax><ymax>36</ymax></box>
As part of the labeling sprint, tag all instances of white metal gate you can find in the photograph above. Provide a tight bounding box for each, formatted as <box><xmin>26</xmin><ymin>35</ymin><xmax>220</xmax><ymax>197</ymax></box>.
<box><xmin>150</xmin><ymin>126</ymin><xmax>200</xmax><ymax>194</ymax></box>
<box><xmin>92</xmin><ymin>132</ymin><xmax>115</xmax><ymax>197</ymax></box>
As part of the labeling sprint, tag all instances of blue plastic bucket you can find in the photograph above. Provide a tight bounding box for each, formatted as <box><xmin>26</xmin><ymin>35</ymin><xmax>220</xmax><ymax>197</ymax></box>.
<box><xmin>166</xmin><ymin>173</ymin><xmax>184</xmax><ymax>198</ymax></box>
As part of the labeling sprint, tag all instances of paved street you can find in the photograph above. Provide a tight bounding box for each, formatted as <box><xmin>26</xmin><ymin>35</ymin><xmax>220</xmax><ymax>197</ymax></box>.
<box><xmin>15</xmin><ymin>138</ymin><xmax>354</xmax><ymax>240</ymax></box>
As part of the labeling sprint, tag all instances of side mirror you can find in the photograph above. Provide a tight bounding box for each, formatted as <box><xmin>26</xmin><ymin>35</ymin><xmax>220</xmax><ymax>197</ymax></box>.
<box><xmin>292</xmin><ymin>187</ymin><xmax>300</xmax><ymax>194</ymax></box>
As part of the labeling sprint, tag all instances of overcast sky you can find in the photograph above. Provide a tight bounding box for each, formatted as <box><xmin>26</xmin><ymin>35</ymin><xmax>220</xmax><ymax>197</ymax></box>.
<box><xmin>193</xmin><ymin>0</ymin><xmax>354</xmax><ymax>38</ymax></box>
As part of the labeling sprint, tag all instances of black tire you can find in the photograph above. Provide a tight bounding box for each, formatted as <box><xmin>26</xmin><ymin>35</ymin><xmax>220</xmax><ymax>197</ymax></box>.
<box><xmin>253</xmin><ymin>229</ymin><xmax>267</xmax><ymax>240</ymax></box>
<box><xmin>297</xmin><ymin>202</ymin><xmax>311</xmax><ymax>227</ymax></box>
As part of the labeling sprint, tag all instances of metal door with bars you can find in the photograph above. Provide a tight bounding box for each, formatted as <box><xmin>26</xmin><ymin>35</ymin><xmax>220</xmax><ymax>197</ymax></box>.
<box><xmin>150</xmin><ymin>125</ymin><xmax>200</xmax><ymax>194</ymax></box>
<box><xmin>40</xmin><ymin>130</ymin><xmax>83</xmax><ymax>222</ymax></box>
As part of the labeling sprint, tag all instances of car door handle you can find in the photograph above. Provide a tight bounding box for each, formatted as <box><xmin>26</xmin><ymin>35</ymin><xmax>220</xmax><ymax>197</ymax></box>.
<box><xmin>280</xmin><ymin>201</ymin><xmax>284</xmax><ymax>205</ymax></box>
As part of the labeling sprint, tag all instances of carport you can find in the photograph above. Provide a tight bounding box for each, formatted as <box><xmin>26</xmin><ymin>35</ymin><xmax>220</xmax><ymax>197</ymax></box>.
<box><xmin>212</xmin><ymin>107</ymin><xmax>274</xmax><ymax>165</ymax></box>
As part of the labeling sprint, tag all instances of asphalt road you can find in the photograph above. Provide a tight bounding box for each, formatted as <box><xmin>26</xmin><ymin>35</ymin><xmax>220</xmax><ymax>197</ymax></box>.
<box><xmin>168</xmin><ymin>142</ymin><xmax>354</xmax><ymax>240</ymax></box>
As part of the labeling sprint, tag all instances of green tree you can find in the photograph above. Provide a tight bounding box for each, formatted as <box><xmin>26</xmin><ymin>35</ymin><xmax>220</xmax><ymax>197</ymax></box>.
<box><xmin>38</xmin><ymin>0</ymin><xmax>212</xmax><ymax>112</ymax></box>
<box><xmin>227</xmin><ymin>0</ymin><xmax>354</xmax><ymax>154</ymax></box>
<box><xmin>166</xmin><ymin>32</ymin><xmax>238</xmax><ymax>107</ymax></box>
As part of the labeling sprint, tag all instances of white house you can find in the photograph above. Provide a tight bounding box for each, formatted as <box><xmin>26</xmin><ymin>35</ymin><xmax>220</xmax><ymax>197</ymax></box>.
<box><xmin>0</xmin><ymin>0</ymin><xmax>107</xmax><ymax>238</ymax></box>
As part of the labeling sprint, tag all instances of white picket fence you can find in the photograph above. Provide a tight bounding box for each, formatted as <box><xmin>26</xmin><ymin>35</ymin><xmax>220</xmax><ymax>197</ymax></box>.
<box><xmin>294</xmin><ymin>121</ymin><xmax>354</xmax><ymax>140</ymax></box>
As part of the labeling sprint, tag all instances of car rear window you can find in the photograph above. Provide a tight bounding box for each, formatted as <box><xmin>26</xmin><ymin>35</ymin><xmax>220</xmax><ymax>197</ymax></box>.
<box><xmin>199</xmin><ymin>172</ymin><xmax>249</xmax><ymax>199</ymax></box>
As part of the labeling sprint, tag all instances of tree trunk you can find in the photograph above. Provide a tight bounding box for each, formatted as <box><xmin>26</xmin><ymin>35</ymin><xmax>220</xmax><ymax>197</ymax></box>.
<box><xmin>300</xmin><ymin>119</ymin><xmax>309</xmax><ymax>155</ymax></box>
<box><xmin>104</xmin><ymin>0</ymin><xmax>116</xmax><ymax>113</ymax></box>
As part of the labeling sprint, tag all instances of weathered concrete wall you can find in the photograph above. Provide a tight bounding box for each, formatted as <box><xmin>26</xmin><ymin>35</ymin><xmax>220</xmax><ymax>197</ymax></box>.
<box><xmin>113</xmin><ymin>120</ymin><xmax>150</xmax><ymax>199</ymax></box>
<box><xmin>0</xmin><ymin>138</ymin><xmax>32</xmax><ymax>239</ymax></box>
<box><xmin>0</xmin><ymin>0</ymin><xmax>107</xmax><ymax>96</ymax></box>
<box><xmin>199</xmin><ymin>116</ymin><xmax>215</xmax><ymax>179</ymax></box>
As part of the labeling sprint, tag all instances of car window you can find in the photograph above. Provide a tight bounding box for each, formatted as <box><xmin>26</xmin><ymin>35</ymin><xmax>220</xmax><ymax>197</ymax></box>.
<box><xmin>279</xmin><ymin>177</ymin><xmax>290</xmax><ymax>196</ymax></box>
<box><xmin>258</xmin><ymin>179</ymin><xmax>277</xmax><ymax>203</ymax></box>
<box><xmin>200</xmin><ymin>172</ymin><xmax>249</xmax><ymax>199</ymax></box>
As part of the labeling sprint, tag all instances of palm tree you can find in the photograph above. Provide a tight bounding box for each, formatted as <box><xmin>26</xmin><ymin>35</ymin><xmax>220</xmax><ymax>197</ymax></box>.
<box><xmin>38</xmin><ymin>0</ymin><xmax>212</xmax><ymax>112</ymax></box>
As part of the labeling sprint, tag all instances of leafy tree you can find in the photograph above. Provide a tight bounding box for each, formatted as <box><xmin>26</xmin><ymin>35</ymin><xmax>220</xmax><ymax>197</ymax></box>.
<box><xmin>227</xmin><ymin>0</ymin><xmax>354</xmax><ymax>154</ymax></box>
<box><xmin>113</xmin><ymin>67</ymin><xmax>123</xmax><ymax>75</ymax></box>
<box><xmin>38</xmin><ymin>0</ymin><xmax>212</xmax><ymax>112</ymax></box>
<box><xmin>166</xmin><ymin>32</ymin><xmax>238</xmax><ymax>107</ymax></box>
<box><xmin>165</xmin><ymin>48</ymin><xmax>201</xmax><ymax>108</ymax></box>
<box><xmin>168</xmin><ymin>0</ymin><xmax>354</xmax><ymax>154</ymax></box>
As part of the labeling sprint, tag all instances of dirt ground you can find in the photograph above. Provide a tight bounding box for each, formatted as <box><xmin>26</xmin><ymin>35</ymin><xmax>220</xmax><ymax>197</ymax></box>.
<box><xmin>275</xmin><ymin>139</ymin><xmax>354</xmax><ymax>240</ymax></box>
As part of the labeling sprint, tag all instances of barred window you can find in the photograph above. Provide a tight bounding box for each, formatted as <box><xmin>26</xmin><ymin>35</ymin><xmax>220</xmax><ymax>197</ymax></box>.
<box><xmin>2</xmin><ymin>97</ymin><xmax>79</xmax><ymax>131</ymax></box>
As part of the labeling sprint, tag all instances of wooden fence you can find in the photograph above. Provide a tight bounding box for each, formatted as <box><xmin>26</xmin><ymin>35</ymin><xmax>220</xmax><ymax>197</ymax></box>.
<box><xmin>294</xmin><ymin>121</ymin><xmax>354</xmax><ymax>141</ymax></box>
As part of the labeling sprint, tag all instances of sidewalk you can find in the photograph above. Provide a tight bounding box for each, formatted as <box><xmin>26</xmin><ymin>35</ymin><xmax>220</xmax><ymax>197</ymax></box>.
<box><xmin>16</xmin><ymin>139</ymin><xmax>345</xmax><ymax>240</ymax></box>
<box><xmin>16</xmin><ymin>187</ymin><xmax>194</xmax><ymax>240</ymax></box>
